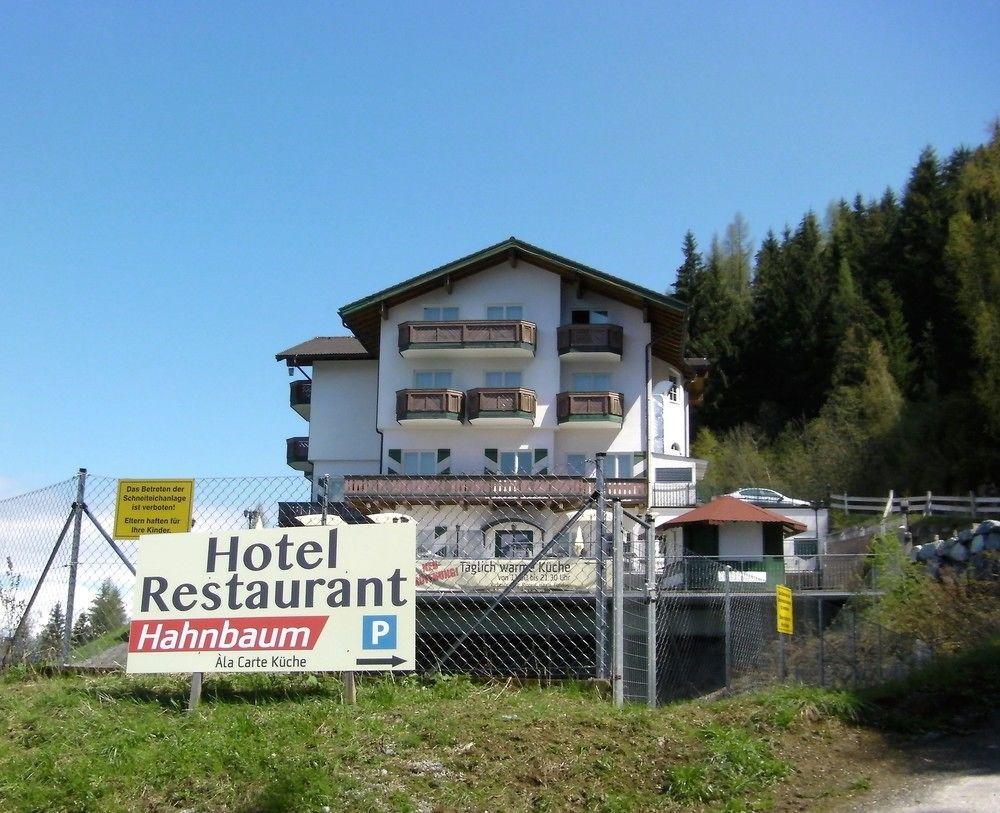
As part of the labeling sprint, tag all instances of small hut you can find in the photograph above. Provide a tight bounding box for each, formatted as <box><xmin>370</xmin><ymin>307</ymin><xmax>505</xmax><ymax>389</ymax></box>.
<box><xmin>659</xmin><ymin>496</ymin><xmax>807</xmax><ymax>586</ymax></box>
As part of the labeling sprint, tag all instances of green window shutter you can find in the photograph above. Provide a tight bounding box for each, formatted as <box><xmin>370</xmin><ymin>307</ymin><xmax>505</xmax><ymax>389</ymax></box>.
<box><xmin>437</xmin><ymin>448</ymin><xmax>451</xmax><ymax>475</ymax></box>
<box><xmin>632</xmin><ymin>452</ymin><xmax>647</xmax><ymax>476</ymax></box>
<box><xmin>484</xmin><ymin>448</ymin><xmax>498</xmax><ymax>474</ymax></box>
<box><xmin>533</xmin><ymin>448</ymin><xmax>549</xmax><ymax>475</ymax></box>
<box><xmin>387</xmin><ymin>449</ymin><xmax>401</xmax><ymax>474</ymax></box>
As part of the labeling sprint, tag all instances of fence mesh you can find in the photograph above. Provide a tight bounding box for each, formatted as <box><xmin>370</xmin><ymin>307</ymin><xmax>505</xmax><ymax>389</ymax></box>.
<box><xmin>0</xmin><ymin>470</ymin><xmax>974</xmax><ymax>707</ymax></box>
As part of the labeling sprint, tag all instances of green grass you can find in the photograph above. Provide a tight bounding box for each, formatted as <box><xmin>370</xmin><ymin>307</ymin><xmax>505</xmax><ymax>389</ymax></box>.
<box><xmin>0</xmin><ymin>645</ymin><xmax>996</xmax><ymax>812</ymax></box>
<box><xmin>69</xmin><ymin>625</ymin><xmax>129</xmax><ymax>663</ymax></box>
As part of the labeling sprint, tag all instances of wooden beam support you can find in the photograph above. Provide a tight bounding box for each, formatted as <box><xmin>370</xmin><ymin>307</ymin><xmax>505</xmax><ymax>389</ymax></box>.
<box><xmin>445</xmin><ymin>274</ymin><xmax>453</xmax><ymax>294</ymax></box>
<box><xmin>380</xmin><ymin>300</ymin><xmax>388</xmax><ymax>321</ymax></box>
<box><xmin>508</xmin><ymin>248</ymin><xmax>518</xmax><ymax>267</ymax></box>
<box><xmin>576</xmin><ymin>275</ymin><xmax>585</xmax><ymax>299</ymax></box>
<box><xmin>643</xmin><ymin>302</ymin><xmax>650</xmax><ymax>323</ymax></box>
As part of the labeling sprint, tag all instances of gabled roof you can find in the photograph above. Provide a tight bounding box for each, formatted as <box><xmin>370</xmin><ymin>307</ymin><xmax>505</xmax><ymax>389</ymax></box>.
<box><xmin>660</xmin><ymin>496</ymin><xmax>807</xmax><ymax>534</ymax></box>
<box><xmin>337</xmin><ymin>237</ymin><xmax>688</xmax><ymax>367</ymax></box>
<box><xmin>275</xmin><ymin>336</ymin><xmax>373</xmax><ymax>365</ymax></box>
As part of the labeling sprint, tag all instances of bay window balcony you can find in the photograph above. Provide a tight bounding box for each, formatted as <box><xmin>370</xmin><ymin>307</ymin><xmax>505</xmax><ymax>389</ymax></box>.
<box><xmin>556</xmin><ymin>323</ymin><xmax>624</xmax><ymax>362</ymax></box>
<box><xmin>556</xmin><ymin>391</ymin><xmax>625</xmax><ymax>428</ymax></box>
<box><xmin>289</xmin><ymin>379</ymin><xmax>311</xmax><ymax>420</ymax></box>
<box><xmin>398</xmin><ymin>320</ymin><xmax>537</xmax><ymax>358</ymax></box>
<box><xmin>466</xmin><ymin>387</ymin><xmax>536</xmax><ymax>426</ymax></box>
<box><xmin>285</xmin><ymin>437</ymin><xmax>311</xmax><ymax>473</ymax></box>
<box><xmin>395</xmin><ymin>388</ymin><xmax>464</xmax><ymax>426</ymax></box>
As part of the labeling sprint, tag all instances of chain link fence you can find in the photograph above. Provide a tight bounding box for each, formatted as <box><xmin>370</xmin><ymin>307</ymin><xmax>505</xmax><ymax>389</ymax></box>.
<box><xmin>0</xmin><ymin>468</ymin><xmax>966</xmax><ymax>707</ymax></box>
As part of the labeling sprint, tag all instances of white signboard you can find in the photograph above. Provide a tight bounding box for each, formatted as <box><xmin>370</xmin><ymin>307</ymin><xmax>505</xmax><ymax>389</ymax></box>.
<box><xmin>415</xmin><ymin>558</ymin><xmax>599</xmax><ymax>592</ymax></box>
<box><xmin>127</xmin><ymin>525</ymin><xmax>415</xmax><ymax>673</ymax></box>
<box><xmin>717</xmin><ymin>570</ymin><xmax>767</xmax><ymax>583</ymax></box>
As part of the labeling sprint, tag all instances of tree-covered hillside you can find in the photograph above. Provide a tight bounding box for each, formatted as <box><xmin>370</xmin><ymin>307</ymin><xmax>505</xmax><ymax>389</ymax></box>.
<box><xmin>678</xmin><ymin>124</ymin><xmax>1000</xmax><ymax>500</ymax></box>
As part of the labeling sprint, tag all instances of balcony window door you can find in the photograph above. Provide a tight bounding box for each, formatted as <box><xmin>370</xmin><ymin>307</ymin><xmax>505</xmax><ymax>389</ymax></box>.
<box><xmin>498</xmin><ymin>450</ymin><xmax>533</xmax><ymax>475</ymax></box>
<box><xmin>413</xmin><ymin>370</ymin><xmax>453</xmax><ymax>388</ymax></box>
<box><xmin>486</xmin><ymin>304</ymin><xmax>523</xmax><ymax>320</ymax></box>
<box><xmin>423</xmin><ymin>306</ymin><xmax>459</xmax><ymax>321</ymax></box>
<box><xmin>401</xmin><ymin>451</ymin><xmax>437</xmax><ymax>475</ymax></box>
<box><xmin>571</xmin><ymin>372</ymin><xmax>612</xmax><ymax>391</ymax></box>
<box><xmin>571</xmin><ymin>309</ymin><xmax>609</xmax><ymax>324</ymax></box>
<box><xmin>484</xmin><ymin>371</ymin><xmax>522</xmax><ymax>387</ymax></box>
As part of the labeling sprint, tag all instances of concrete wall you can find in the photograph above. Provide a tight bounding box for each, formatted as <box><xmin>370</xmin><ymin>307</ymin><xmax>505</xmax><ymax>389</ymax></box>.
<box><xmin>308</xmin><ymin>359</ymin><xmax>380</xmax><ymax>476</ymax></box>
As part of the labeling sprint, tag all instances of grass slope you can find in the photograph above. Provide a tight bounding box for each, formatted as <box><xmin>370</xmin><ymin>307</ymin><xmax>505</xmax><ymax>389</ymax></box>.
<box><xmin>0</xmin><ymin>644</ymin><xmax>996</xmax><ymax>812</ymax></box>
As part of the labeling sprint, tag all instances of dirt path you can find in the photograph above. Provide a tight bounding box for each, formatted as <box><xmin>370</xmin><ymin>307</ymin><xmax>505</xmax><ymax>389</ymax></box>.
<box><xmin>838</xmin><ymin>717</ymin><xmax>1000</xmax><ymax>812</ymax></box>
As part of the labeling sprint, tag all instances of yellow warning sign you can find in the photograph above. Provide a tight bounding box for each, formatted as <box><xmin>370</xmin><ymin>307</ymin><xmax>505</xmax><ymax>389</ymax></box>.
<box><xmin>776</xmin><ymin>585</ymin><xmax>793</xmax><ymax>634</ymax></box>
<box><xmin>114</xmin><ymin>479</ymin><xmax>195</xmax><ymax>540</ymax></box>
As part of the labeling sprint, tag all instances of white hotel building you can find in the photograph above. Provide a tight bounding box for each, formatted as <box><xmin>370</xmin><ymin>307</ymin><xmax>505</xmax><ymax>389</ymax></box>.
<box><xmin>277</xmin><ymin>238</ymin><xmax>710</xmax><ymax>556</ymax></box>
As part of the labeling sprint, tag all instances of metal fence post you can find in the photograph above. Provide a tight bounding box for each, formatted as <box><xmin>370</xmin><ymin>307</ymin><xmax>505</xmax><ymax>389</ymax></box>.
<box><xmin>61</xmin><ymin>468</ymin><xmax>87</xmax><ymax>665</ymax></box>
<box><xmin>723</xmin><ymin>565</ymin><xmax>732</xmax><ymax>690</ymax></box>
<box><xmin>645</xmin><ymin>512</ymin><xmax>657</xmax><ymax>708</ymax></box>
<box><xmin>612</xmin><ymin>499</ymin><xmax>624</xmax><ymax>707</ymax></box>
<box><xmin>595</xmin><ymin>452</ymin><xmax>607</xmax><ymax>680</ymax></box>
<box><xmin>818</xmin><ymin>599</ymin><xmax>826</xmax><ymax>688</ymax></box>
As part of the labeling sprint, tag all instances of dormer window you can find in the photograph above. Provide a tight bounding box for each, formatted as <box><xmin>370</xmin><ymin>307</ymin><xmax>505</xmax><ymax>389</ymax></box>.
<box><xmin>571</xmin><ymin>309</ymin><xmax>609</xmax><ymax>324</ymax></box>
<box><xmin>486</xmin><ymin>304</ymin><xmax>523</xmax><ymax>320</ymax></box>
<box><xmin>423</xmin><ymin>306</ymin><xmax>459</xmax><ymax>321</ymax></box>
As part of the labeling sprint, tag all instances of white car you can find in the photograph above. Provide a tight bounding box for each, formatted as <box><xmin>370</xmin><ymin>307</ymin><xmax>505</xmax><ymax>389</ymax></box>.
<box><xmin>726</xmin><ymin>487</ymin><xmax>810</xmax><ymax>507</ymax></box>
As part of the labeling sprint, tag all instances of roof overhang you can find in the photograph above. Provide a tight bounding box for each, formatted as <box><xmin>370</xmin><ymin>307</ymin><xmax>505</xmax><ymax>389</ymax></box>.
<box><xmin>337</xmin><ymin>237</ymin><xmax>688</xmax><ymax>368</ymax></box>
<box><xmin>275</xmin><ymin>336</ymin><xmax>374</xmax><ymax>366</ymax></box>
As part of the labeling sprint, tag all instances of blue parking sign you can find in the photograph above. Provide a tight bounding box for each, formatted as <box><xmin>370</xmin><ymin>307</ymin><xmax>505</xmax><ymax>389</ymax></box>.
<box><xmin>362</xmin><ymin>615</ymin><xmax>397</xmax><ymax>650</ymax></box>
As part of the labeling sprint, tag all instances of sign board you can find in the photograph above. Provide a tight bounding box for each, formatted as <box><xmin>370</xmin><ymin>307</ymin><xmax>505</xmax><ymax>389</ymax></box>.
<box><xmin>776</xmin><ymin>585</ymin><xmax>794</xmax><ymax>634</ymax></box>
<box><xmin>717</xmin><ymin>570</ymin><xmax>767</xmax><ymax>583</ymax></box>
<box><xmin>415</xmin><ymin>558</ymin><xmax>598</xmax><ymax>592</ymax></box>
<box><xmin>126</xmin><ymin>524</ymin><xmax>415</xmax><ymax>673</ymax></box>
<box><xmin>114</xmin><ymin>479</ymin><xmax>195</xmax><ymax>540</ymax></box>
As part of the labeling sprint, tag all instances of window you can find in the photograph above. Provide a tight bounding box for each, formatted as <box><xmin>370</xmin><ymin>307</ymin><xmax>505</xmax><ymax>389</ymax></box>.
<box><xmin>486</xmin><ymin>304</ymin><xmax>523</xmax><ymax>320</ymax></box>
<box><xmin>566</xmin><ymin>454</ymin><xmax>588</xmax><ymax>476</ymax></box>
<box><xmin>413</xmin><ymin>370</ymin><xmax>453</xmax><ymax>388</ymax></box>
<box><xmin>498</xmin><ymin>450</ymin><xmax>533</xmax><ymax>475</ymax></box>
<box><xmin>571</xmin><ymin>309</ymin><xmax>609</xmax><ymax>324</ymax></box>
<box><xmin>484</xmin><ymin>371</ymin><xmax>522</xmax><ymax>387</ymax></box>
<box><xmin>667</xmin><ymin>375</ymin><xmax>679</xmax><ymax>403</ymax></box>
<box><xmin>794</xmin><ymin>539</ymin><xmax>819</xmax><ymax>557</ymax></box>
<box><xmin>571</xmin><ymin>372</ymin><xmax>612</xmax><ymax>391</ymax></box>
<box><xmin>401</xmin><ymin>451</ymin><xmax>437</xmax><ymax>475</ymax></box>
<box><xmin>604</xmin><ymin>453</ymin><xmax>634</xmax><ymax>478</ymax></box>
<box><xmin>495</xmin><ymin>529</ymin><xmax>534</xmax><ymax>558</ymax></box>
<box><xmin>423</xmin><ymin>306</ymin><xmax>459</xmax><ymax>321</ymax></box>
<box><xmin>655</xmin><ymin>467</ymin><xmax>691</xmax><ymax>482</ymax></box>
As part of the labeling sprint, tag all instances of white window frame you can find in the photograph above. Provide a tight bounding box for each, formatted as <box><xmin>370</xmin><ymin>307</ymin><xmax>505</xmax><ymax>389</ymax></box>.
<box><xmin>497</xmin><ymin>450</ymin><xmax>533</xmax><ymax>475</ymax></box>
<box><xmin>486</xmin><ymin>304</ymin><xmax>524</xmax><ymax>320</ymax></box>
<box><xmin>401</xmin><ymin>450</ymin><xmax>437</xmax><ymax>475</ymax></box>
<box><xmin>423</xmin><ymin>305</ymin><xmax>459</xmax><ymax>321</ymax></box>
<box><xmin>484</xmin><ymin>370</ymin><xmax>522</xmax><ymax>387</ymax></box>
<box><xmin>413</xmin><ymin>370</ymin><xmax>453</xmax><ymax>388</ymax></box>
<box><xmin>667</xmin><ymin>375</ymin><xmax>679</xmax><ymax>403</ymax></box>
<box><xmin>571</xmin><ymin>371</ymin><xmax>613</xmax><ymax>391</ymax></box>
<box><xmin>604</xmin><ymin>453</ymin><xmax>634</xmax><ymax>478</ymax></box>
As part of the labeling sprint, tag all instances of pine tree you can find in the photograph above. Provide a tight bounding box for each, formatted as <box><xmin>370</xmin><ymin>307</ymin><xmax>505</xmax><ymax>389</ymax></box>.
<box><xmin>36</xmin><ymin>603</ymin><xmax>65</xmax><ymax>662</ymax></box>
<box><xmin>946</xmin><ymin>122</ymin><xmax>1000</xmax><ymax>440</ymax></box>
<box><xmin>72</xmin><ymin>611</ymin><xmax>92</xmax><ymax>647</ymax></box>
<box><xmin>88</xmin><ymin>580</ymin><xmax>126</xmax><ymax>638</ymax></box>
<box><xmin>672</xmin><ymin>230</ymin><xmax>703</xmax><ymax>305</ymax></box>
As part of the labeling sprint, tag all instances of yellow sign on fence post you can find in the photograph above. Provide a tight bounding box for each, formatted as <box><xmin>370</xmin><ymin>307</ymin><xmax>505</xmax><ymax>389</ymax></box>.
<box><xmin>775</xmin><ymin>585</ymin><xmax>794</xmax><ymax>634</ymax></box>
<box><xmin>114</xmin><ymin>479</ymin><xmax>195</xmax><ymax>540</ymax></box>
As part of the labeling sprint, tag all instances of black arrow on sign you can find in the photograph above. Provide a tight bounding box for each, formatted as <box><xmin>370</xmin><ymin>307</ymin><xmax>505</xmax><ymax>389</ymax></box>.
<box><xmin>355</xmin><ymin>655</ymin><xmax>407</xmax><ymax>667</ymax></box>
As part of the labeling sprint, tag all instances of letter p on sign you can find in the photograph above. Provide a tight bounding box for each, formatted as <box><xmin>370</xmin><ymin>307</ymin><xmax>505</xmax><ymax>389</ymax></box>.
<box><xmin>362</xmin><ymin>615</ymin><xmax>397</xmax><ymax>650</ymax></box>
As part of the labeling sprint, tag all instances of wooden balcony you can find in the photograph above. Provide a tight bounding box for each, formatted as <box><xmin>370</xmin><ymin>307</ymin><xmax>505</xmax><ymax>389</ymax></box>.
<box><xmin>398</xmin><ymin>320</ymin><xmax>537</xmax><ymax>358</ymax></box>
<box><xmin>556</xmin><ymin>391</ymin><xmax>625</xmax><ymax>428</ymax></box>
<box><xmin>286</xmin><ymin>437</ymin><xmax>311</xmax><ymax>473</ymax></box>
<box><xmin>344</xmin><ymin>474</ymin><xmax>647</xmax><ymax>508</ymax></box>
<box><xmin>557</xmin><ymin>323</ymin><xmax>624</xmax><ymax>362</ymax></box>
<box><xmin>466</xmin><ymin>387</ymin><xmax>536</xmax><ymax>426</ymax></box>
<box><xmin>395</xmin><ymin>388</ymin><xmax>464</xmax><ymax>425</ymax></box>
<box><xmin>289</xmin><ymin>379</ymin><xmax>311</xmax><ymax>420</ymax></box>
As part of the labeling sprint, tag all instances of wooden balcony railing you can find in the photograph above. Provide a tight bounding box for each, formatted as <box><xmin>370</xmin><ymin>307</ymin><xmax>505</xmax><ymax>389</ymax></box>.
<box><xmin>556</xmin><ymin>323</ymin><xmax>624</xmax><ymax>357</ymax></box>
<box><xmin>344</xmin><ymin>475</ymin><xmax>647</xmax><ymax>505</ymax></box>
<box><xmin>398</xmin><ymin>320</ymin><xmax>537</xmax><ymax>354</ymax></box>
<box><xmin>289</xmin><ymin>380</ymin><xmax>311</xmax><ymax>418</ymax></box>
<box><xmin>466</xmin><ymin>387</ymin><xmax>537</xmax><ymax>422</ymax></box>
<box><xmin>395</xmin><ymin>388</ymin><xmax>464</xmax><ymax>422</ymax></box>
<box><xmin>556</xmin><ymin>391</ymin><xmax>625</xmax><ymax>425</ymax></box>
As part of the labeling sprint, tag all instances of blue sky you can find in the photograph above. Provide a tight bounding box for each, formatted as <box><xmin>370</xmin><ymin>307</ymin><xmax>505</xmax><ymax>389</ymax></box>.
<box><xmin>2</xmin><ymin>1</ymin><xmax>998</xmax><ymax>495</ymax></box>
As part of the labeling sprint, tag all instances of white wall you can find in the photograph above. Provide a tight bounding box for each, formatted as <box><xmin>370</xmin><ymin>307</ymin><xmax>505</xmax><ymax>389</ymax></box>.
<box><xmin>718</xmin><ymin>522</ymin><xmax>764</xmax><ymax>560</ymax></box>
<box><xmin>308</xmin><ymin>359</ymin><xmax>380</xmax><ymax>472</ymax></box>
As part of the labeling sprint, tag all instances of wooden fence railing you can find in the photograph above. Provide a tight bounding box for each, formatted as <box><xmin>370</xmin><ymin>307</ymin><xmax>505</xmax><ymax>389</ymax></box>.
<box><xmin>830</xmin><ymin>492</ymin><xmax>1000</xmax><ymax>518</ymax></box>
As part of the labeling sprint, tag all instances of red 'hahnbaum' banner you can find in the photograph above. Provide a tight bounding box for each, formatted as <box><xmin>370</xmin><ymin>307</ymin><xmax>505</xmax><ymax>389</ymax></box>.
<box><xmin>129</xmin><ymin>616</ymin><xmax>328</xmax><ymax>653</ymax></box>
